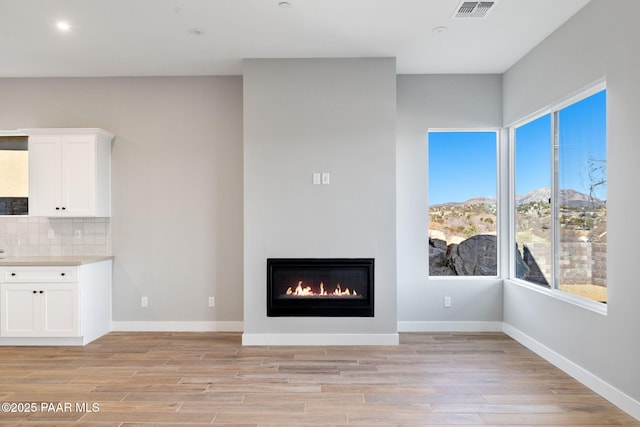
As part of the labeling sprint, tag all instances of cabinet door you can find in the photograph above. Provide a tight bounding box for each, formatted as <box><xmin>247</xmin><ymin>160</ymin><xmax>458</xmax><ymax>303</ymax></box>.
<box><xmin>0</xmin><ymin>284</ymin><xmax>78</xmax><ymax>337</ymax></box>
<box><xmin>41</xmin><ymin>284</ymin><xmax>79</xmax><ymax>337</ymax></box>
<box><xmin>61</xmin><ymin>136</ymin><xmax>96</xmax><ymax>217</ymax></box>
<box><xmin>0</xmin><ymin>285</ymin><xmax>39</xmax><ymax>337</ymax></box>
<box><xmin>28</xmin><ymin>135</ymin><xmax>63</xmax><ymax>216</ymax></box>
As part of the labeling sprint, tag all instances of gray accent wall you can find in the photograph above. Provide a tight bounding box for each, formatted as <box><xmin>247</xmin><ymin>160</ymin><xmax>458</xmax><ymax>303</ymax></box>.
<box><xmin>503</xmin><ymin>0</ymin><xmax>640</xmax><ymax>404</ymax></box>
<box><xmin>396</xmin><ymin>75</ymin><xmax>504</xmax><ymax>325</ymax></box>
<box><xmin>0</xmin><ymin>76</ymin><xmax>244</xmax><ymax>322</ymax></box>
<box><xmin>242</xmin><ymin>58</ymin><xmax>397</xmax><ymax>338</ymax></box>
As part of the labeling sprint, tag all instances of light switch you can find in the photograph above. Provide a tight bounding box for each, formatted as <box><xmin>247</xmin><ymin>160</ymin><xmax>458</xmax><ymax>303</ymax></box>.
<box><xmin>312</xmin><ymin>173</ymin><xmax>321</xmax><ymax>185</ymax></box>
<box><xmin>321</xmin><ymin>172</ymin><xmax>330</xmax><ymax>185</ymax></box>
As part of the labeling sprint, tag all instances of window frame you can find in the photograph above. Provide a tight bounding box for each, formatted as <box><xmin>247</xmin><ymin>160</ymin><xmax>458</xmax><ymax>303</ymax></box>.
<box><xmin>507</xmin><ymin>80</ymin><xmax>607</xmax><ymax>314</ymax></box>
<box><xmin>427</xmin><ymin>128</ymin><xmax>502</xmax><ymax>279</ymax></box>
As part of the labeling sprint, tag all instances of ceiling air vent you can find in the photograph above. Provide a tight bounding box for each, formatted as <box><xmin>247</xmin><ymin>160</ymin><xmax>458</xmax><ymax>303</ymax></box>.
<box><xmin>453</xmin><ymin>1</ymin><xmax>497</xmax><ymax>19</ymax></box>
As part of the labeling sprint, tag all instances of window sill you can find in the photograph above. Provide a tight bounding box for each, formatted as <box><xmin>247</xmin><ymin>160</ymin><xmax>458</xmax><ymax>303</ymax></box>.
<box><xmin>428</xmin><ymin>275</ymin><xmax>501</xmax><ymax>280</ymax></box>
<box><xmin>504</xmin><ymin>278</ymin><xmax>607</xmax><ymax>316</ymax></box>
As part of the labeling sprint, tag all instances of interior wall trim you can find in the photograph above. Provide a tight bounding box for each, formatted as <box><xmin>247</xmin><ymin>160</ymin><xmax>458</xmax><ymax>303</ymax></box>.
<box><xmin>111</xmin><ymin>321</ymin><xmax>244</xmax><ymax>332</ymax></box>
<box><xmin>0</xmin><ymin>337</ymin><xmax>85</xmax><ymax>346</ymax></box>
<box><xmin>241</xmin><ymin>333</ymin><xmax>399</xmax><ymax>346</ymax></box>
<box><xmin>503</xmin><ymin>323</ymin><xmax>640</xmax><ymax>421</ymax></box>
<box><xmin>397</xmin><ymin>321</ymin><xmax>503</xmax><ymax>332</ymax></box>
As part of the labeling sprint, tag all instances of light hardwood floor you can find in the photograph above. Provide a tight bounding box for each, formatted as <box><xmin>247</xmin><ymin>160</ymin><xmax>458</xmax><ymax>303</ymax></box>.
<box><xmin>0</xmin><ymin>332</ymin><xmax>637</xmax><ymax>426</ymax></box>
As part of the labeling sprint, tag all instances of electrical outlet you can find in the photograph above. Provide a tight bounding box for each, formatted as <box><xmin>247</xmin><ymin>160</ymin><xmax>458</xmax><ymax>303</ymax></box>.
<box><xmin>321</xmin><ymin>172</ymin><xmax>330</xmax><ymax>185</ymax></box>
<box><xmin>444</xmin><ymin>296</ymin><xmax>452</xmax><ymax>308</ymax></box>
<box><xmin>208</xmin><ymin>297</ymin><xmax>215</xmax><ymax>307</ymax></box>
<box><xmin>141</xmin><ymin>296</ymin><xmax>148</xmax><ymax>307</ymax></box>
<box><xmin>74</xmin><ymin>229</ymin><xmax>82</xmax><ymax>239</ymax></box>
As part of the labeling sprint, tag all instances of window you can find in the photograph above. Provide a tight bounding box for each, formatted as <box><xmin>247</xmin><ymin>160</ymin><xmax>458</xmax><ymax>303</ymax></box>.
<box><xmin>428</xmin><ymin>131</ymin><xmax>498</xmax><ymax>276</ymax></box>
<box><xmin>0</xmin><ymin>135</ymin><xmax>29</xmax><ymax>215</ymax></box>
<box><xmin>512</xmin><ymin>86</ymin><xmax>607</xmax><ymax>303</ymax></box>
<box><xmin>514</xmin><ymin>115</ymin><xmax>551</xmax><ymax>286</ymax></box>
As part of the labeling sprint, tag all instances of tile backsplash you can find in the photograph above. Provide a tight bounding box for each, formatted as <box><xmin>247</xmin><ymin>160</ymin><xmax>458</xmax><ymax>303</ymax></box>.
<box><xmin>0</xmin><ymin>217</ymin><xmax>110</xmax><ymax>257</ymax></box>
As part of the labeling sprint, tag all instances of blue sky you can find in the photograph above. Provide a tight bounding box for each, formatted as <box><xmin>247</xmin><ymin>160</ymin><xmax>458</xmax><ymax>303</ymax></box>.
<box><xmin>514</xmin><ymin>114</ymin><xmax>551</xmax><ymax>196</ymax></box>
<box><xmin>428</xmin><ymin>90</ymin><xmax>606</xmax><ymax>205</ymax></box>
<box><xmin>428</xmin><ymin>131</ymin><xmax>497</xmax><ymax>205</ymax></box>
<box><xmin>558</xmin><ymin>90</ymin><xmax>607</xmax><ymax>200</ymax></box>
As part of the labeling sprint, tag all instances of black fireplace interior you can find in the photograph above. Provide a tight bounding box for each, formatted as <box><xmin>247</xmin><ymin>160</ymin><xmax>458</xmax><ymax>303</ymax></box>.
<box><xmin>267</xmin><ymin>258</ymin><xmax>374</xmax><ymax>317</ymax></box>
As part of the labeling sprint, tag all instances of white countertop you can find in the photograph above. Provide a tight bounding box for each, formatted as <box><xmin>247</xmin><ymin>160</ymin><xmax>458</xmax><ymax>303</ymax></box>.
<box><xmin>0</xmin><ymin>256</ymin><xmax>113</xmax><ymax>266</ymax></box>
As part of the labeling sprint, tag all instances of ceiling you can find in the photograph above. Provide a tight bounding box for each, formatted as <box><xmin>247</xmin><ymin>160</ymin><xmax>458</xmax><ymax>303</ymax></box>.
<box><xmin>0</xmin><ymin>0</ymin><xmax>591</xmax><ymax>78</ymax></box>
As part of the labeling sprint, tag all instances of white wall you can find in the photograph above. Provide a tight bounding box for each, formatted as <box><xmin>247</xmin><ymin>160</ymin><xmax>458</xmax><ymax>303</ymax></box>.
<box><xmin>0</xmin><ymin>77</ymin><xmax>244</xmax><ymax>324</ymax></box>
<box><xmin>503</xmin><ymin>0</ymin><xmax>640</xmax><ymax>408</ymax></box>
<box><xmin>242</xmin><ymin>58</ymin><xmax>397</xmax><ymax>343</ymax></box>
<box><xmin>396</xmin><ymin>75</ymin><xmax>504</xmax><ymax>329</ymax></box>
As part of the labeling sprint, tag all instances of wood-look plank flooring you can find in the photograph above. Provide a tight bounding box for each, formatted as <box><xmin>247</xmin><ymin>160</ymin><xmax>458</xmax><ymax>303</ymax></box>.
<box><xmin>0</xmin><ymin>332</ymin><xmax>637</xmax><ymax>426</ymax></box>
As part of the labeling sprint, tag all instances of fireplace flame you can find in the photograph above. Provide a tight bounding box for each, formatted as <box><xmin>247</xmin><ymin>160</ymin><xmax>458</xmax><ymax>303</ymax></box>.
<box><xmin>286</xmin><ymin>281</ymin><xmax>310</xmax><ymax>296</ymax></box>
<box><xmin>284</xmin><ymin>280</ymin><xmax>359</xmax><ymax>297</ymax></box>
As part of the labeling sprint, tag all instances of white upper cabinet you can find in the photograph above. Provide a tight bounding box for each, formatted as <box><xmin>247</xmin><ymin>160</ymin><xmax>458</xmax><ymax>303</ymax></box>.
<box><xmin>24</xmin><ymin>128</ymin><xmax>114</xmax><ymax>217</ymax></box>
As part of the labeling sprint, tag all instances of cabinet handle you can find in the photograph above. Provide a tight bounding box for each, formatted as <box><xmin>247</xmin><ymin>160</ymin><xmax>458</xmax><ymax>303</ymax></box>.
<box><xmin>33</xmin><ymin>290</ymin><xmax>37</xmax><ymax>294</ymax></box>
<box><xmin>61</xmin><ymin>273</ymin><xmax>66</xmax><ymax>276</ymax></box>
<box><xmin>40</xmin><ymin>290</ymin><xmax>44</xmax><ymax>294</ymax></box>
<box><xmin>62</xmin><ymin>207</ymin><xmax>66</xmax><ymax>210</ymax></box>
<box><xmin>10</xmin><ymin>273</ymin><xmax>16</xmax><ymax>276</ymax></box>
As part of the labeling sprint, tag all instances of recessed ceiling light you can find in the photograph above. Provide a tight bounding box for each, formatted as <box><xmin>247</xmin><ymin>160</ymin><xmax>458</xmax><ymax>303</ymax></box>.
<box><xmin>188</xmin><ymin>27</ymin><xmax>204</xmax><ymax>36</ymax></box>
<box><xmin>56</xmin><ymin>21</ymin><xmax>71</xmax><ymax>32</ymax></box>
<box><xmin>278</xmin><ymin>2</ymin><xmax>292</xmax><ymax>8</ymax></box>
<box><xmin>432</xmin><ymin>26</ymin><xmax>448</xmax><ymax>34</ymax></box>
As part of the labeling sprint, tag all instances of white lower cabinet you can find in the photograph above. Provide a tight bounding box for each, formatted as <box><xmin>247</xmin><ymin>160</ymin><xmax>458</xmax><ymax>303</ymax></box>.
<box><xmin>1</xmin><ymin>283</ymin><xmax>78</xmax><ymax>337</ymax></box>
<box><xmin>0</xmin><ymin>261</ymin><xmax>112</xmax><ymax>345</ymax></box>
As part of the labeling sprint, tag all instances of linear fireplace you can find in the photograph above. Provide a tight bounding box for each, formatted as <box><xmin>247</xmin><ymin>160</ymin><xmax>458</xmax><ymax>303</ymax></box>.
<box><xmin>267</xmin><ymin>258</ymin><xmax>374</xmax><ymax>317</ymax></box>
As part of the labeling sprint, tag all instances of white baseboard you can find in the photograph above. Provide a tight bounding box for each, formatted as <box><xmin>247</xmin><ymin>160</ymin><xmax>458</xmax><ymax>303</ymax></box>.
<box><xmin>242</xmin><ymin>333</ymin><xmax>399</xmax><ymax>346</ymax></box>
<box><xmin>503</xmin><ymin>323</ymin><xmax>640</xmax><ymax>421</ymax></box>
<box><xmin>111</xmin><ymin>321</ymin><xmax>243</xmax><ymax>332</ymax></box>
<box><xmin>0</xmin><ymin>337</ymin><xmax>86</xmax><ymax>346</ymax></box>
<box><xmin>398</xmin><ymin>321</ymin><xmax>503</xmax><ymax>332</ymax></box>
